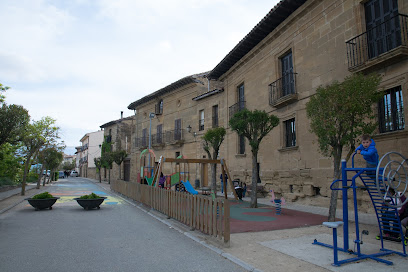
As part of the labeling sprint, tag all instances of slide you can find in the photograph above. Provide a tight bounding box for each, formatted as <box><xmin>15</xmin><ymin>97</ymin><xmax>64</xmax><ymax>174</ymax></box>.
<box><xmin>181</xmin><ymin>180</ymin><xmax>198</xmax><ymax>195</ymax></box>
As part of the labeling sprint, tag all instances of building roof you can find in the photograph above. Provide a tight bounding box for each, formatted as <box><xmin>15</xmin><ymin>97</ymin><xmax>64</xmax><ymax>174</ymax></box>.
<box><xmin>100</xmin><ymin>116</ymin><xmax>134</xmax><ymax>129</ymax></box>
<box><xmin>207</xmin><ymin>0</ymin><xmax>307</xmax><ymax>80</ymax></box>
<box><xmin>127</xmin><ymin>74</ymin><xmax>206</xmax><ymax>110</ymax></box>
<box><xmin>192</xmin><ymin>88</ymin><xmax>224</xmax><ymax>101</ymax></box>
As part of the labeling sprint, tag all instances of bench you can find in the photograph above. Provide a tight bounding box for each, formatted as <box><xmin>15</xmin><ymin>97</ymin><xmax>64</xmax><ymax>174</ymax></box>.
<box><xmin>246</xmin><ymin>185</ymin><xmax>268</xmax><ymax>197</ymax></box>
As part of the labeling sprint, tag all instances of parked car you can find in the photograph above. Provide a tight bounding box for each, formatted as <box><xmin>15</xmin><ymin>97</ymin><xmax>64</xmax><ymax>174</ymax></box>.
<box><xmin>58</xmin><ymin>171</ymin><xmax>65</xmax><ymax>179</ymax></box>
<box><xmin>70</xmin><ymin>170</ymin><xmax>79</xmax><ymax>177</ymax></box>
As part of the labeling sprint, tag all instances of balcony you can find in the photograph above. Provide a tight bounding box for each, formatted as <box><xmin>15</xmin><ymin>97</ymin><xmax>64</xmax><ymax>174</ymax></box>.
<box><xmin>229</xmin><ymin>101</ymin><xmax>246</xmax><ymax>120</ymax></box>
<box><xmin>346</xmin><ymin>14</ymin><xmax>408</xmax><ymax>73</ymax></box>
<box><xmin>135</xmin><ymin>129</ymin><xmax>185</xmax><ymax>149</ymax></box>
<box><xmin>269</xmin><ymin>72</ymin><xmax>298</xmax><ymax>108</ymax></box>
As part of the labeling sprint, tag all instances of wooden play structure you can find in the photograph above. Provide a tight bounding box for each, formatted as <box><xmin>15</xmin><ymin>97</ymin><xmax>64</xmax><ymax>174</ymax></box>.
<box><xmin>137</xmin><ymin>149</ymin><xmax>156</xmax><ymax>185</ymax></box>
<box><xmin>148</xmin><ymin>156</ymin><xmax>238</xmax><ymax>200</ymax></box>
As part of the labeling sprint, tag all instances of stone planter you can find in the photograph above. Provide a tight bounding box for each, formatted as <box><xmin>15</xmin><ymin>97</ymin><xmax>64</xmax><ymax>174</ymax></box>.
<box><xmin>25</xmin><ymin>197</ymin><xmax>60</xmax><ymax>211</ymax></box>
<box><xmin>74</xmin><ymin>197</ymin><xmax>107</xmax><ymax>210</ymax></box>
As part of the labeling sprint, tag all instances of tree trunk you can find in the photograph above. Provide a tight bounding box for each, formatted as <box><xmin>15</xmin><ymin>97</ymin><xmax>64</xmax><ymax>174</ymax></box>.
<box><xmin>98</xmin><ymin>168</ymin><xmax>102</xmax><ymax>183</ymax></box>
<box><xmin>328</xmin><ymin>146</ymin><xmax>343</xmax><ymax>221</ymax></box>
<box><xmin>37</xmin><ymin>164</ymin><xmax>45</xmax><ymax>189</ymax></box>
<box><xmin>211</xmin><ymin>163</ymin><xmax>217</xmax><ymax>193</ymax></box>
<box><xmin>21</xmin><ymin>155</ymin><xmax>33</xmax><ymax>196</ymax></box>
<box><xmin>108</xmin><ymin>168</ymin><xmax>111</xmax><ymax>184</ymax></box>
<box><xmin>250</xmin><ymin>151</ymin><xmax>258</xmax><ymax>208</ymax></box>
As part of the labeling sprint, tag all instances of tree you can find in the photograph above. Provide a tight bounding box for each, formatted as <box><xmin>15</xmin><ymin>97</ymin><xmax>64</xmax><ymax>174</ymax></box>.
<box><xmin>0</xmin><ymin>83</ymin><xmax>10</xmax><ymax>104</ymax></box>
<box><xmin>20</xmin><ymin>117</ymin><xmax>60</xmax><ymax>195</ymax></box>
<box><xmin>39</xmin><ymin>146</ymin><xmax>64</xmax><ymax>186</ymax></box>
<box><xmin>0</xmin><ymin>103</ymin><xmax>30</xmax><ymax>147</ymax></box>
<box><xmin>94</xmin><ymin>157</ymin><xmax>102</xmax><ymax>183</ymax></box>
<box><xmin>0</xmin><ymin>143</ymin><xmax>24</xmax><ymax>185</ymax></box>
<box><xmin>306</xmin><ymin>73</ymin><xmax>382</xmax><ymax>221</ymax></box>
<box><xmin>112</xmin><ymin>150</ymin><xmax>127</xmax><ymax>180</ymax></box>
<box><xmin>100</xmin><ymin>138</ymin><xmax>113</xmax><ymax>184</ymax></box>
<box><xmin>229</xmin><ymin>109</ymin><xmax>279</xmax><ymax>208</ymax></box>
<box><xmin>202</xmin><ymin>127</ymin><xmax>226</xmax><ymax>193</ymax></box>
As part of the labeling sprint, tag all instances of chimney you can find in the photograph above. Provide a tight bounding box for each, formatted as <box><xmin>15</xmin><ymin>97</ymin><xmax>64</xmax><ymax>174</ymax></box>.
<box><xmin>121</xmin><ymin>111</ymin><xmax>123</xmax><ymax>119</ymax></box>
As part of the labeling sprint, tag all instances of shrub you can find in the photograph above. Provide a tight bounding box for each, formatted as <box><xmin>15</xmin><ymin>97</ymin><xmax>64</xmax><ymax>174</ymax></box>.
<box><xmin>79</xmin><ymin>193</ymin><xmax>101</xmax><ymax>199</ymax></box>
<box><xmin>32</xmin><ymin>192</ymin><xmax>54</xmax><ymax>199</ymax></box>
<box><xmin>27</xmin><ymin>172</ymin><xmax>39</xmax><ymax>183</ymax></box>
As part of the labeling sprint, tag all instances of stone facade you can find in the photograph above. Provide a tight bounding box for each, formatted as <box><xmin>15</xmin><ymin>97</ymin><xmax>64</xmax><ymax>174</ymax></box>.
<box><xmin>100</xmin><ymin>0</ymin><xmax>407</xmax><ymax>212</ymax></box>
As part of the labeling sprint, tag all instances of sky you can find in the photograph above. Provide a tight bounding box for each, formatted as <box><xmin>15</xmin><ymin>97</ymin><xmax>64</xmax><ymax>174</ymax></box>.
<box><xmin>0</xmin><ymin>0</ymin><xmax>280</xmax><ymax>155</ymax></box>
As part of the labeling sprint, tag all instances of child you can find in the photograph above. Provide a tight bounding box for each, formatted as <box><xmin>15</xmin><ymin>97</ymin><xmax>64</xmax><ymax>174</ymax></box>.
<box><xmin>355</xmin><ymin>134</ymin><xmax>379</xmax><ymax>168</ymax></box>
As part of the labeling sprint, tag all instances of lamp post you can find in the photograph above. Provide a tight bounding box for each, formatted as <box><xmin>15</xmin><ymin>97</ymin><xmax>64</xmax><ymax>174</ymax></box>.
<box><xmin>148</xmin><ymin>113</ymin><xmax>155</xmax><ymax>175</ymax></box>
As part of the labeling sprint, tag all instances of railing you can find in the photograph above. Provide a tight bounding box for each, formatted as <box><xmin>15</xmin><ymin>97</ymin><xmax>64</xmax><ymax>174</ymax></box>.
<box><xmin>229</xmin><ymin>101</ymin><xmax>245</xmax><ymax>120</ymax></box>
<box><xmin>198</xmin><ymin>119</ymin><xmax>204</xmax><ymax>131</ymax></box>
<box><xmin>346</xmin><ymin>14</ymin><xmax>408</xmax><ymax>69</ymax></box>
<box><xmin>111</xmin><ymin>180</ymin><xmax>230</xmax><ymax>244</ymax></box>
<box><xmin>269</xmin><ymin>72</ymin><xmax>297</xmax><ymax>105</ymax></box>
<box><xmin>135</xmin><ymin>130</ymin><xmax>185</xmax><ymax>148</ymax></box>
<box><xmin>151</xmin><ymin>133</ymin><xmax>164</xmax><ymax>145</ymax></box>
<box><xmin>164</xmin><ymin>129</ymin><xmax>184</xmax><ymax>143</ymax></box>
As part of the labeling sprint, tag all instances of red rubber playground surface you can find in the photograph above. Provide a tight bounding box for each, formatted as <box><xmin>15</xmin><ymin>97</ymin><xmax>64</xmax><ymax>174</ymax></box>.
<box><xmin>229</xmin><ymin>200</ymin><xmax>328</xmax><ymax>233</ymax></box>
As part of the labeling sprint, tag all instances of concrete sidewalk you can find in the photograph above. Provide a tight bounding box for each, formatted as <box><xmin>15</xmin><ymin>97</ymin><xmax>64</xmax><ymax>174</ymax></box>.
<box><xmin>1</xmin><ymin>179</ymin><xmax>406</xmax><ymax>272</ymax></box>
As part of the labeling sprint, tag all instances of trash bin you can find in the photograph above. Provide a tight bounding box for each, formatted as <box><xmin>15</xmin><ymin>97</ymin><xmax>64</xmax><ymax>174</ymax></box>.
<box><xmin>195</xmin><ymin>179</ymin><xmax>200</xmax><ymax>188</ymax></box>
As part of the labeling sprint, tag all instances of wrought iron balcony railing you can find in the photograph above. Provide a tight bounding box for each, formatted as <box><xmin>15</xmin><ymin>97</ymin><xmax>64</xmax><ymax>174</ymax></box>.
<box><xmin>135</xmin><ymin>129</ymin><xmax>185</xmax><ymax>148</ymax></box>
<box><xmin>229</xmin><ymin>101</ymin><xmax>246</xmax><ymax>120</ymax></box>
<box><xmin>346</xmin><ymin>14</ymin><xmax>408</xmax><ymax>70</ymax></box>
<box><xmin>269</xmin><ymin>72</ymin><xmax>297</xmax><ymax>107</ymax></box>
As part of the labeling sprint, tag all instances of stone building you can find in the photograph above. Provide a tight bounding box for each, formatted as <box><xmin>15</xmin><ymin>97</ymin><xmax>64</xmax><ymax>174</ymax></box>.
<box><xmin>104</xmin><ymin>0</ymin><xmax>406</xmax><ymax>212</ymax></box>
<box><xmin>127</xmin><ymin>73</ymin><xmax>224</xmax><ymax>187</ymax></box>
<box><xmin>206</xmin><ymin>0</ymin><xmax>407</xmax><ymax>210</ymax></box>
<box><xmin>100</xmin><ymin>113</ymin><xmax>135</xmax><ymax>182</ymax></box>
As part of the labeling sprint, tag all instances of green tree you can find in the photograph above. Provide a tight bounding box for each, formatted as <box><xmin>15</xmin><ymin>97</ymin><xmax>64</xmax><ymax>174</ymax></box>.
<box><xmin>94</xmin><ymin>157</ymin><xmax>102</xmax><ymax>183</ymax></box>
<box><xmin>20</xmin><ymin>117</ymin><xmax>60</xmax><ymax>195</ymax></box>
<box><xmin>101</xmin><ymin>138</ymin><xmax>113</xmax><ymax>184</ymax></box>
<box><xmin>62</xmin><ymin>159</ymin><xmax>76</xmax><ymax>171</ymax></box>
<box><xmin>229</xmin><ymin>109</ymin><xmax>279</xmax><ymax>208</ymax></box>
<box><xmin>112</xmin><ymin>150</ymin><xmax>127</xmax><ymax>180</ymax></box>
<box><xmin>306</xmin><ymin>73</ymin><xmax>382</xmax><ymax>221</ymax></box>
<box><xmin>0</xmin><ymin>83</ymin><xmax>10</xmax><ymax>104</ymax></box>
<box><xmin>0</xmin><ymin>143</ymin><xmax>24</xmax><ymax>185</ymax></box>
<box><xmin>39</xmin><ymin>146</ymin><xmax>64</xmax><ymax>186</ymax></box>
<box><xmin>0</xmin><ymin>104</ymin><xmax>30</xmax><ymax>147</ymax></box>
<box><xmin>202</xmin><ymin>127</ymin><xmax>226</xmax><ymax>193</ymax></box>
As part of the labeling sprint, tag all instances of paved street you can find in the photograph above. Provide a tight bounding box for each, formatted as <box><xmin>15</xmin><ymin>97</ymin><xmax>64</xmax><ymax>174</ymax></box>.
<box><xmin>0</xmin><ymin>177</ymin><xmax>245</xmax><ymax>272</ymax></box>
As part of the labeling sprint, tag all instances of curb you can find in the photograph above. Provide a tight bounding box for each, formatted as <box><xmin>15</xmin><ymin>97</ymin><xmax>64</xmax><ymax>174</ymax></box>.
<box><xmin>91</xmin><ymin>179</ymin><xmax>261</xmax><ymax>272</ymax></box>
<box><xmin>0</xmin><ymin>185</ymin><xmax>42</xmax><ymax>214</ymax></box>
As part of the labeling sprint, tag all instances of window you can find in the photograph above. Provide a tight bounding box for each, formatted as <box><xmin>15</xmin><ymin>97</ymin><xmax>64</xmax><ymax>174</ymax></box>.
<box><xmin>365</xmin><ymin>0</ymin><xmax>400</xmax><ymax>59</ymax></box>
<box><xmin>238</xmin><ymin>135</ymin><xmax>245</xmax><ymax>154</ymax></box>
<box><xmin>212</xmin><ymin>105</ymin><xmax>219</xmax><ymax>128</ymax></box>
<box><xmin>156</xmin><ymin>124</ymin><xmax>163</xmax><ymax>143</ymax></box>
<box><xmin>281</xmin><ymin>51</ymin><xmax>295</xmax><ymax>96</ymax></box>
<box><xmin>199</xmin><ymin>110</ymin><xmax>205</xmax><ymax>131</ymax></box>
<box><xmin>174</xmin><ymin>119</ymin><xmax>182</xmax><ymax>140</ymax></box>
<box><xmin>155</xmin><ymin>99</ymin><xmax>163</xmax><ymax>115</ymax></box>
<box><xmin>142</xmin><ymin>128</ymin><xmax>147</xmax><ymax>147</ymax></box>
<box><xmin>284</xmin><ymin>118</ymin><xmax>296</xmax><ymax>147</ymax></box>
<box><xmin>378</xmin><ymin>86</ymin><xmax>404</xmax><ymax>133</ymax></box>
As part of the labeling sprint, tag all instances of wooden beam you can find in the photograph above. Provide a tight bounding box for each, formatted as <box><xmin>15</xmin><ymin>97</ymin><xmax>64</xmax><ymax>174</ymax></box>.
<box><xmin>221</xmin><ymin>159</ymin><xmax>238</xmax><ymax>200</ymax></box>
<box><xmin>164</xmin><ymin>158</ymin><xmax>221</xmax><ymax>164</ymax></box>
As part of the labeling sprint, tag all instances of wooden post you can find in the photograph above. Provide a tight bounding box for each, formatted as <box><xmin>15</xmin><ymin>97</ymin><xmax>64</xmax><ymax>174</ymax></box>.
<box><xmin>221</xmin><ymin>159</ymin><xmax>238</xmax><ymax>200</ymax></box>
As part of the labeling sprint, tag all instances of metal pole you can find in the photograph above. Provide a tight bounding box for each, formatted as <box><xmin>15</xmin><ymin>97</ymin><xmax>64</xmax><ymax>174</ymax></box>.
<box><xmin>148</xmin><ymin>113</ymin><xmax>155</xmax><ymax>176</ymax></box>
<box><xmin>341</xmin><ymin>159</ymin><xmax>349</xmax><ymax>251</ymax></box>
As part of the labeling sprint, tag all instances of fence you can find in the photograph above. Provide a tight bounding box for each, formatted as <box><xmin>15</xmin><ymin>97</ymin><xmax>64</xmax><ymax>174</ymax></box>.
<box><xmin>111</xmin><ymin>180</ymin><xmax>230</xmax><ymax>244</ymax></box>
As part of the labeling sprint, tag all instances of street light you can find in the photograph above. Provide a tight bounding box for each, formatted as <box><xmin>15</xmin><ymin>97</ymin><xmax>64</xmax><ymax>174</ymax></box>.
<box><xmin>148</xmin><ymin>113</ymin><xmax>155</xmax><ymax>175</ymax></box>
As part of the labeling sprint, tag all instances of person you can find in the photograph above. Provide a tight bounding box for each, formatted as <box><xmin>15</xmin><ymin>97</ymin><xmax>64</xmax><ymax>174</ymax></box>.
<box><xmin>242</xmin><ymin>182</ymin><xmax>247</xmax><ymax>198</ymax></box>
<box><xmin>235</xmin><ymin>183</ymin><xmax>243</xmax><ymax>200</ymax></box>
<box><xmin>355</xmin><ymin>134</ymin><xmax>379</xmax><ymax>177</ymax></box>
<box><xmin>158</xmin><ymin>172</ymin><xmax>165</xmax><ymax>188</ymax></box>
<box><xmin>220</xmin><ymin>173</ymin><xmax>228</xmax><ymax>193</ymax></box>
